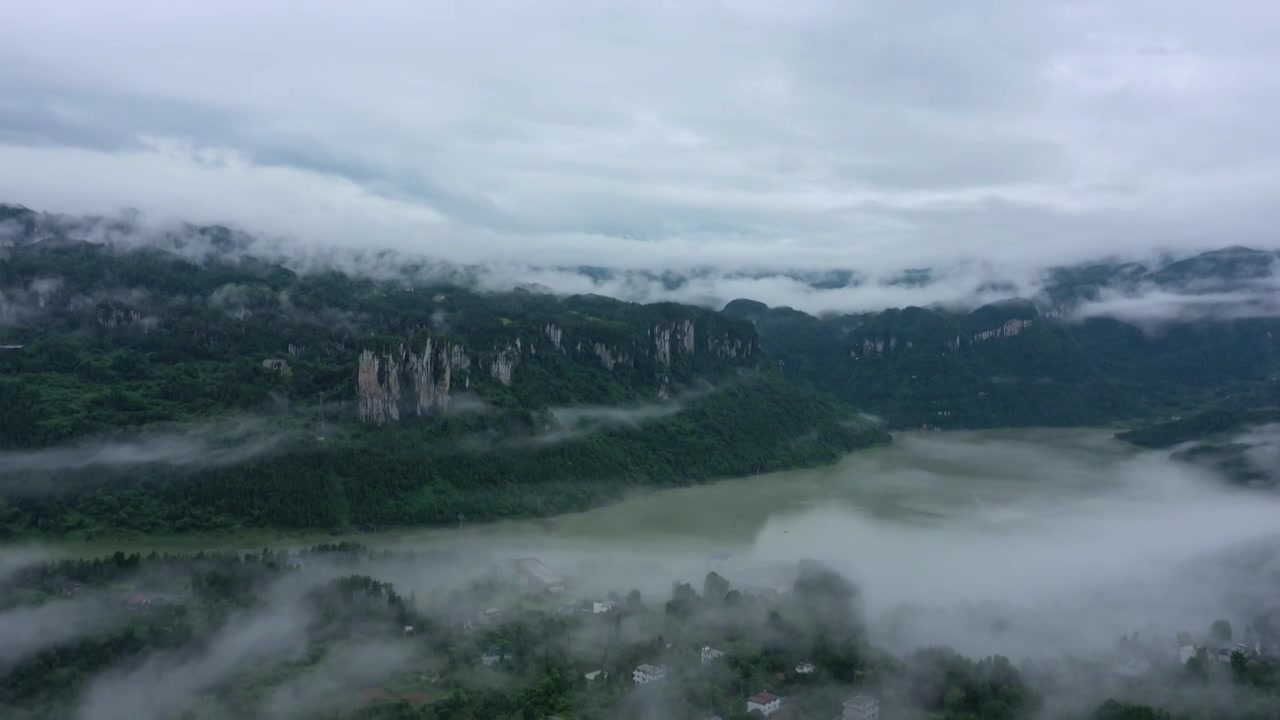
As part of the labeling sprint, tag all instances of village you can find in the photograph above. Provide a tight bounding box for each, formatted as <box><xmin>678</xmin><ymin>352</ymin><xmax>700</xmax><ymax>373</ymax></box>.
<box><xmin>436</xmin><ymin>555</ymin><xmax>887</xmax><ymax>720</ymax></box>
<box><xmin>22</xmin><ymin>547</ymin><xmax>1280</xmax><ymax>720</ymax></box>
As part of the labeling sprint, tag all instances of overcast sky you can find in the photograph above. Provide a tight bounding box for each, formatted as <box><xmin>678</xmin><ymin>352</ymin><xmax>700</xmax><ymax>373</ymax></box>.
<box><xmin>2</xmin><ymin>0</ymin><xmax>1279</xmax><ymax>274</ymax></box>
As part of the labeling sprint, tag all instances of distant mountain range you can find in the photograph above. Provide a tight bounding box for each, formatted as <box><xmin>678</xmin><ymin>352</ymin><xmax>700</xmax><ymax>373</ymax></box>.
<box><xmin>7</xmin><ymin>202</ymin><xmax>1278</xmax><ymax>319</ymax></box>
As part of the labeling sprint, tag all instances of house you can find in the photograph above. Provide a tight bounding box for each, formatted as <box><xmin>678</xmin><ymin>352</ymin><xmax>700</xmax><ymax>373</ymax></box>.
<box><xmin>837</xmin><ymin>695</ymin><xmax>880</xmax><ymax>720</ymax></box>
<box><xmin>584</xmin><ymin>670</ymin><xmax>607</xmax><ymax>683</ymax></box>
<box><xmin>1179</xmin><ymin>644</ymin><xmax>1200</xmax><ymax>665</ymax></box>
<box><xmin>403</xmin><ymin>625</ymin><xmax>415</xmax><ymax>636</ymax></box>
<box><xmin>358</xmin><ymin>688</ymin><xmax>396</xmax><ymax>704</ymax></box>
<box><xmin>1116</xmin><ymin>658</ymin><xmax>1150</xmax><ymax>677</ymax></box>
<box><xmin>481</xmin><ymin>648</ymin><xmax>512</xmax><ymax>666</ymax></box>
<box><xmin>514</xmin><ymin>557</ymin><xmax>566</xmax><ymax>595</ymax></box>
<box><xmin>127</xmin><ymin>593</ymin><xmax>151</xmax><ymax>610</ymax></box>
<box><xmin>261</xmin><ymin>358</ymin><xmax>289</xmax><ymax>373</ymax></box>
<box><xmin>400</xmin><ymin>691</ymin><xmax>431</xmax><ymax>706</ymax></box>
<box><xmin>478</xmin><ymin>607</ymin><xmax>502</xmax><ymax>625</ymax></box>
<box><xmin>633</xmin><ymin>663</ymin><xmax>667</xmax><ymax>685</ymax></box>
<box><xmin>701</xmin><ymin>646</ymin><xmax>725</xmax><ymax>663</ymax></box>
<box><xmin>592</xmin><ymin>601</ymin><xmax>616</xmax><ymax>614</ymax></box>
<box><xmin>747</xmin><ymin>692</ymin><xmax>782</xmax><ymax>717</ymax></box>
<box><xmin>795</xmin><ymin>661</ymin><xmax>816</xmax><ymax>674</ymax></box>
<box><xmin>1217</xmin><ymin>644</ymin><xmax>1252</xmax><ymax>663</ymax></box>
<box><xmin>61</xmin><ymin>581</ymin><xmax>85</xmax><ymax>597</ymax></box>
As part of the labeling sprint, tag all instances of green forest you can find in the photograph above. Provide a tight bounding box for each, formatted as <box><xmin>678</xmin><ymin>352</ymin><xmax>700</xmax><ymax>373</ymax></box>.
<box><xmin>724</xmin><ymin>298</ymin><xmax>1280</xmax><ymax>431</ymax></box>
<box><xmin>0</xmin><ymin>232</ymin><xmax>887</xmax><ymax>538</ymax></box>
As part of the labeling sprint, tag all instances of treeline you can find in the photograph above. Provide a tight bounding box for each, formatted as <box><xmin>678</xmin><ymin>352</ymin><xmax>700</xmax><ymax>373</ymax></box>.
<box><xmin>1117</xmin><ymin>408</ymin><xmax>1280</xmax><ymax>449</ymax></box>
<box><xmin>725</xmin><ymin>298</ymin><xmax>1280</xmax><ymax>430</ymax></box>
<box><xmin>1</xmin><ymin>373</ymin><xmax>890</xmax><ymax>537</ymax></box>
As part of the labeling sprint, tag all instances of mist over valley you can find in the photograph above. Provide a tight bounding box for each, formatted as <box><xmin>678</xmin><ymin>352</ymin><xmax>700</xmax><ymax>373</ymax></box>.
<box><xmin>7</xmin><ymin>0</ymin><xmax>1280</xmax><ymax>716</ymax></box>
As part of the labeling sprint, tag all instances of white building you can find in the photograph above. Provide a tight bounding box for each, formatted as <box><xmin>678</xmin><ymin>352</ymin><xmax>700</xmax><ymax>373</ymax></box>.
<box><xmin>838</xmin><ymin>695</ymin><xmax>880</xmax><ymax>720</ymax></box>
<box><xmin>747</xmin><ymin>692</ymin><xmax>782</xmax><ymax>716</ymax></box>
<box><xmin>633</xmin><ymin>663</ymin><xmax>667</xmax><ymax>685</ymax></box>
<box><xmin>514</xmin><ymin>557</ymin><xmax>566</xmax><ymax>595</ymax></box>
<box><xmin>481</xmin><ymin>648</ymin><xmax>511</xmax><ymax>666</ymax></box>
<box><xmin>795</xmin><ymin>661</ymin><xmax>816</xmax><ymax>674</ymax></box>
<box><xmin>593</xmin><ymin>601</ymin><xmax>616</xmax><ymax>614</ymax></box>
<box><xmin>701</xmin><ymin>646</ymin><xmax>725</xmax><ymax>663</ymax></box>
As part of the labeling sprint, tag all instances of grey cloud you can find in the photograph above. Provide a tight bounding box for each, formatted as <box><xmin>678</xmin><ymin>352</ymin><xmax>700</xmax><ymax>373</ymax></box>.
<box><xmin>0</xmin><ymin>418</ymin><xmax>291</xmax><ymax>489</ymax></box>
<box><xmin>75</xmin><ymin>593</ymin><xmax>313</xmax><ymax>720</ymax></box>
<box><xmin>259</xmin><ymin>641</ymin><xmax>416</xmax><ymax>719</ymax></box>
<box><xmin>549</xmin><ymin>404</ymin><xmax>684</xmax><ymax>427</ymax></box>
<box><xmin>0</xmin><ymin>547</ymin><xmax>50</xmax><ymax>587</ymax></box>
<box><xmin>0</xmin><ymin>593</ymin><xmax>130</xmax><ymax>670</ymax></box>
<box><xmin>1069</xmin><ymin>279</ymin><xmax>1280</xmax><ymax>326</ymax></box>
<box><xmin>0</xmin><ymin>0</ymin><xmax>1278</xmax><ymax>273</ymax></box>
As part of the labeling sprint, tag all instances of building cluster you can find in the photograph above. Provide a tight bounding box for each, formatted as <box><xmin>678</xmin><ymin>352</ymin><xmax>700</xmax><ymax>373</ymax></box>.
<box><xmin>458</xmin><ymin>558</ymin><xmax>888</xmax><ymax>719</ymax></box>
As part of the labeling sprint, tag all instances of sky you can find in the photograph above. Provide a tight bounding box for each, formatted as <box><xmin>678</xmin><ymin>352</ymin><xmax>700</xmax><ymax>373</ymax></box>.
<box><xmin>2</xmin><ymin>0</ymin><xmax>1279</xmax><ymax>275</ymax></box>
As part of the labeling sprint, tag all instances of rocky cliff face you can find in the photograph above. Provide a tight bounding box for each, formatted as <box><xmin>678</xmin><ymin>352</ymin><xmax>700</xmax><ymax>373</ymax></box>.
<box><xmin>356</xmin><ymin>338</ymin><xmax>474</xmax><ymax>424</ymax></box>
<box><xmin>356</xmin><ymin>349</ymin><xmax>400</xmax><ymax>424</ymax></box>
<box><xmin>973</xmin><ymin>318</ymin><xmax>1032</xmax><ymax>342</ymax></box>
<box><xmin>354</xmin><ymin>318</ymin><xmax>755</xmax><ymax>422</ymax></box>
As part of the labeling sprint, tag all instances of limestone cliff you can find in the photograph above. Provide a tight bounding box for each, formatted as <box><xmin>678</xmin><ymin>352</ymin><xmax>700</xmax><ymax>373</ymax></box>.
<box><xmin>490</xmin><ymin>342</ymin><xmax>518</xmax><ymax>386</ymax></box>
<box><xmin>353</xmin><ymin>316</ymin><xmax>757</xmax><ymax>422</ymax></box>
<box><xmin>356</xmin><ymin>349</ymin><xmax>400</xmax><ymax>424</ymax></box>
<box><xmin>973</xmin><ymin>318</ymin><xmax>1032</xmax><ymax>342</ymax></box>
<box><xmin>356</xmin><ymin>338</ymin><xmax>474</xmax><ymax>423</ymax></box>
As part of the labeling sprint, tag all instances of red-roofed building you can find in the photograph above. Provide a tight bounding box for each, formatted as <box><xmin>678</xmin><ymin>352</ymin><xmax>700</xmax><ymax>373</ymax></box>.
<box><xmin>358</xmin><ymin>688</ymin><xmax>395</xmax><ymax>704</ymax></box>
<box><xmin>747</xmin><ymin>691</ymin><xmax>782</xmax><ymax>716</ymax></box>
<box><xmin>401</xmin><ymin>691</ymin><xmax>432</xmax><ymax>706</ymax></box>
<box><xmin>127</xmin><ymin>593</ymin><xmax>151</xmax><ymax>610</ymax></box>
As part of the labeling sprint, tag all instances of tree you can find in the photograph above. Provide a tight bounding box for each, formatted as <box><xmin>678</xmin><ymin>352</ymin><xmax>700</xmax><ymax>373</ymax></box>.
<box><xmin>666</xmin><ymin>582</ymin><xmax>699</xmax><ymax>619</ymax></box>
<box><xmin>1212</xmin><ymin>619</ymin><xmax>1233</xmax><ymax>644</ymax></box>
<box><xmin>1093</xmin><ymin>699</ymin><xmax>1173</xmax><ymax>720</ymax></box>
<box><xmin>703</xmin><ymin>572</ymin><xmax>730</xmax><ymax>601</ymax></box>
<box><xmin>1230</xmin><ymin>649</ymin><xmax>1250</xmax><ymax>683</ymax></box>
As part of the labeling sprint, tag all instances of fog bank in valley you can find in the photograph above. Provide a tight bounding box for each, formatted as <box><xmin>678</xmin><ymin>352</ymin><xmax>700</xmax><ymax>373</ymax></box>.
<box><xmin>7</xmin><ymin>428</ymin><xmax>1278</xmax><ymax>718</ymax></box>
<box><xmin>353</xmin><ymin>430</ymin><xmax>1280</xmax><ymax>663</ymax></box>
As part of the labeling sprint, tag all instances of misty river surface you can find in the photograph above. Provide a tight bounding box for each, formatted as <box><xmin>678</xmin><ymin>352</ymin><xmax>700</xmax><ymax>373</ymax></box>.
<box><xmin>369</xmin><ymin>427</ymin><xmax>1280</xmax><ymax>658</ymax></box>
<box><xmin>71</xmin><ymin>428</ymin><xmax>1280</xmax><ymax>659</ymax></box>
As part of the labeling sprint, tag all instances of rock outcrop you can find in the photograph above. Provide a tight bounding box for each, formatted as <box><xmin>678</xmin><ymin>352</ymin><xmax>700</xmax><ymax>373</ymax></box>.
<box><xmin>973</xmin><ymin>319</ymin><xmax>1032</xmax><ymax>342</ymax></box>
<box><xmin>490</xmin><ymin>343</ymin><xmax>518</xmax><ymax>386</ymax></box>
<box><xmin>854</xmin><ymin>336</ymin><xmax>897</xmax><ymax>357</ymax></box>
<box><xmin>355</xmin><ymin>316</ymin><xmax>756</xmax><ymax>421</ymax></box>
<box><xmin>356</xmin><ymin>350</ymin><xmax>401</xmax><ymax>424</ymax></box>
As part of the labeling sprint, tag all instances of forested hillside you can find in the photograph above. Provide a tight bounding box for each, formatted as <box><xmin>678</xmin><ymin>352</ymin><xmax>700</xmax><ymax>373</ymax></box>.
<box><xmin>0</xmin><ymin>208</ymin><xmax>888</xmax><ymax>538</ymax></box>
<box><xmin>725</xmin><ymin>269</ymin><xmax>1280</xmax><ymax>430</ymax></box>
<box><xmin>4</xmin><ymin>203</ymin><xmax>1280</xmax><ymax>537</ymax></box>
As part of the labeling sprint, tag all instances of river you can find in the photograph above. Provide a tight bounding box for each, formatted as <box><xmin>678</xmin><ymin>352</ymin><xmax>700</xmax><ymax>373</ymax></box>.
<box><xmin>53</xmin><ymin>427</ymin><xmax>1280</xmax><ymax>659</ymax></box>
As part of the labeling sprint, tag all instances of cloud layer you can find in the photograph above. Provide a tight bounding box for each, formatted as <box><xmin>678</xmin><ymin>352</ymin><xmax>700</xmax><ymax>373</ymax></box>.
<box><xmin>3</xmin><ymin>1</ymin><xmax>1280</xmax><ymax>273</ymax></box>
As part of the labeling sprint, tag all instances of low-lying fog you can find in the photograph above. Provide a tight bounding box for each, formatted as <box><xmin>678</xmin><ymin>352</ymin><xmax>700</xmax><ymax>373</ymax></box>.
<box><xmin>338</xmin><ymin>428</ymin><xmax>1280</xmax><ymax>662</ymax></box>
<box><xmin>41</xmin><ymin>428</ymin><xmax>1280</xmax><ymax>668</ymax></box>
